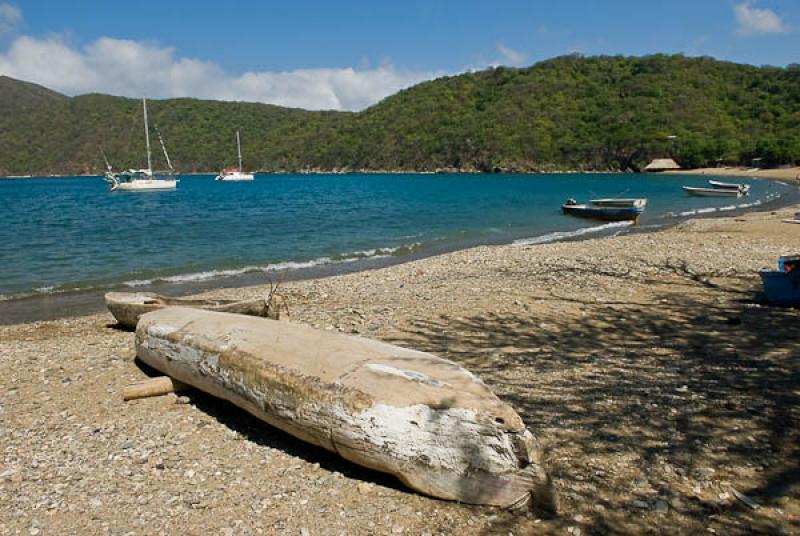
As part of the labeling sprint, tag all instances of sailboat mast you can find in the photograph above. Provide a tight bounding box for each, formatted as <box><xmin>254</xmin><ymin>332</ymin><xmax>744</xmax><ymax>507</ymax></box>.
<box><xmin>236</xmin><ymin>131</ymin><xmax>243</xmax><ymax>171</ymax></box>
<box><xmin>143</xmin><ymin>98</ymin><xmax>152</xmax><ymax>172</ymax></box>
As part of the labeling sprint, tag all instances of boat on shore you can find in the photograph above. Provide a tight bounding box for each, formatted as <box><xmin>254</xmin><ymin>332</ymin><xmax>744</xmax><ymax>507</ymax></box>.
<box><xmin>105</xmin><ymin>99</ymin><xmax>178</xmax><ymax>192</ymax></box>
<box><xmin>105</xmin><ymin>291</ymin><xmax>281</xmax><ymax>329</ymax></box>
<box><xmin>215</xmin><ymin>131</ymin><xmax>254</xmax><ymax>181</ymax></box>
<box><xmin>708</xmin><ymin>179</ymin><xmax>750</xmax><ymax>194</ymax></box>
<box><xmin>590</xmin><ymin>198</ymin><xmax>647</xmax><ymax>208</ymax></box>
<box><xmin>562</xmin><ymin>198</ymin><xmax>644</xmax><ymax>222</ymax></box>
<box><xmin>135</xmin><ymin>307</ymin><xmax>557</xmax><ymax>511</ymax></box>
<box><xmin>682</xmin><ymin>186</ymin><xmax>743</xmax><ymax>197</ymax></box>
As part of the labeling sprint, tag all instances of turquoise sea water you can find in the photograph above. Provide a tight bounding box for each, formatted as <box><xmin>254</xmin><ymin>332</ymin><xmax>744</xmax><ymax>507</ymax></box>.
<box><xmin>0</xmin><ymin>173</ymin><xmax>795</xmax><ymax>304</ymax></box>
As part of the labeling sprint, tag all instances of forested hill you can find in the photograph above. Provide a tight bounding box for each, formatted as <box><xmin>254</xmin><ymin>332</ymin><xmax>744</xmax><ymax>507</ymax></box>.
<box><xmin>1</xmin><ymin>54</ymin><xmax>799</xmax><ymax>176</ymax></box>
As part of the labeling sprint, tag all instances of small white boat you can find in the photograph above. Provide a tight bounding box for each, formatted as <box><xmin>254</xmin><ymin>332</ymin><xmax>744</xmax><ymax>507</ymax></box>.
<box><xmin>105</xmin><ymin>99</ymin><xmax>177</xmax><ymax>192</ymax></box>
<box><xmin>682</xmin><ymin>186</ymin><xmax>743</xmax><ymax>197</ymax></box>
<box><xmin>590</xmin><ymin>198</ymin><xmax>647</xmax><ymax>208</ymax></box>
<box><xmin>708</xmin><ymin>180</ymin><xmax>750</xmax><ymax>194</ymax></box>
<box><xmin>215</xmin><ymin>131</ymin><xmax>254</xmax><ymax>181</ymax></box>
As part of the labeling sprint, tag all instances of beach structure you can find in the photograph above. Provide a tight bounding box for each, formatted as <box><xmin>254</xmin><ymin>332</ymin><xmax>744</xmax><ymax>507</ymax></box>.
<box><xmin>644</xmin><ymin>158</ymin><xmax>681</xmax><ymax>172</ymax></box>
<box><xmin>104</xmin><ymin>99</ymin><xmax>178</xmax><ymax>191</ymax></box>
<box><xmin>215</xmin><ymin>131</ymin><xmax>255</xmax><ymax>181</ymax></box>
<box><xmin>134</xmin><ymin>307</ymin><xmax>558</xmax><ymax>511</ymax></box>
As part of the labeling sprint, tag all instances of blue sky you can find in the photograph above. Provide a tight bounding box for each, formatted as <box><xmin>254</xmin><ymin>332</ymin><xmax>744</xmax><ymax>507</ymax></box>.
<box><xmin>0</xmin><ymin>1</ymin><xmax>797</xmax><ymax>110</ymax></box>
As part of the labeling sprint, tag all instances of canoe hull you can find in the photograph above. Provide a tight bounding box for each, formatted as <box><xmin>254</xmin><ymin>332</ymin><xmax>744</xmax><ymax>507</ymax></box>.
<box><xmin>105</xmin><ymin>291</ymin><xmax>278</xmax><ymax>329</ymax></box>
<box><xmin>134</xmin><ymin>308</ymin><xmax>556</xmax><ymax>511</ymax></box>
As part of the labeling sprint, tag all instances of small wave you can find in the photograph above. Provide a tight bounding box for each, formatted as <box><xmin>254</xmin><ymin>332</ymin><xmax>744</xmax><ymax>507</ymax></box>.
<box><xmin>512</xmin><ymin>221</ymin><xmax>633</xmax><ymax>247</ymax></box>
<box><xmin>124</xmin><ymin>258</ymin><xmax>337</xmax><ymax>287</ymax></box>
<box><xmin>124</xmin><ymin>242</ymin><xmax>423</xmax><ymax>287</ymax></box>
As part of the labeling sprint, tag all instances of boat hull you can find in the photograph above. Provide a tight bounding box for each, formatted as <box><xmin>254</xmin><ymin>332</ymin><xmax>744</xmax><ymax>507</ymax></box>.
<box><xmin>590</xmin><ymin>198</ymin><xmax>647</xmax><ymax>208</ymax></box>
<box><xmin>114</xmin><ymin>179</ymin><xmax>177</xmax><ymax>191</ymax></box>
<box><xmin>708</xmin><ymin>180</ymin><xmax>750</xmax><ymax>193</ymax></box>
<box><xmin>135</xmin><ymin>308</ymin><xmax>557</xmax><ymax>511</ymax></box>
<box><xmin>562</xmin><ymin>204</ymin><xmax>643</xmax><ymax>222</ymax></box>
<box><xmin>215</xmin><ymin>172</ymin><xmax>254</xmax><ymax>181</ymax></box>
<box><xmin>105</xmin><ymin>291</ymin><xmax>279</xmax><ymax>329</ymax></box>
<box><xmin>682</xmin><ymin>186</ymin><xmax>741</xmax><ymax>197</ymax></box>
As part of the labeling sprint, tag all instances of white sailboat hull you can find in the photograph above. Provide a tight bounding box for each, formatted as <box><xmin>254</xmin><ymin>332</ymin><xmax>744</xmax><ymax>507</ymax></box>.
<box><xmin>115</xmin><ymin>178</ymin><xmax>177</xmax><ymax>191</ymax></box>
<box><xmin>215</xmin><ymin>171</ymin><xmax>254</xmax><ymax>181</ymax></box>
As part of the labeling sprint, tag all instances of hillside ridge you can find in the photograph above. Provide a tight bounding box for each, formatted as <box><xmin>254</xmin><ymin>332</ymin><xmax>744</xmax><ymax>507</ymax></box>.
<box><xmin>1</xmin><ymin>54</ymin><xmax>798</xmax><ymax>175</ymax></box>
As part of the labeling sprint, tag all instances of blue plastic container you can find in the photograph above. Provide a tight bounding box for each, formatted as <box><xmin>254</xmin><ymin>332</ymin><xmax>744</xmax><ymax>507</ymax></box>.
<box><xmin>760</xmin><ymin>270</ymin><xmax>800</xmax><ymax>306</ymax></box>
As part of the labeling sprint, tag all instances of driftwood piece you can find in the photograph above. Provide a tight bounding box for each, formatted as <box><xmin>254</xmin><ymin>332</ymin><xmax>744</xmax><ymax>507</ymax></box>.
<box><xmin>123</xmin><ymin>376</ymin><xmax>189</xmax><ymax>401</ymax></box>
<box><xmin>134</xmin><ymin>307</ymin><xmax>557</xmax><ymax>512</ymax></box>
<box><xmin>105</xmin><ymin>291</ymin><xmax>284</xmax><ymax>330</ymax></box>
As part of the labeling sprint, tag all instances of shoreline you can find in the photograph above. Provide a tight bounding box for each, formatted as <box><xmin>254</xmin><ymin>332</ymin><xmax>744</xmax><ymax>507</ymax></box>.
<box><xmin>663</xmin><ymin>166</ymin><xmax>800</xmax><ymax>183</ymax></box>
<box><xmin>2</xmin><ymin>202</ymin><xmax>799</xmax><ymax>534</ymax></box>
<box><xmin>2</xmin><ymin>184</ymin><xmax>797</xmax><ymax>326</ymax></box>
<box><xmin>5</xmin><ymin>166</ymin><xmax>799</xmax><ymax>180</ymax></box>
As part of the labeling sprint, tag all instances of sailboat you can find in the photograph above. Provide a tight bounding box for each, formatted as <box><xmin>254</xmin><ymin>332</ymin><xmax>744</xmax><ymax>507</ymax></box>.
<box><xmin>215</xmin><ymin>131</ymin><xmax>255</xmax><ymax>181</ymax></box>
<box><xmin>104</xmin><ymin>99</ymin><xmax>178</xmax><ymax>192</ymax></box>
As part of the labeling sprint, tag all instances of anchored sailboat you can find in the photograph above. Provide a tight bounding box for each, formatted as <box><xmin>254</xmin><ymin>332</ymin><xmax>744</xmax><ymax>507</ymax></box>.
<box><xmin>104</xmin><ymin>99</ymin><xmax>178</xmax><ymax>192</ymax></box>
<box><xmin>215</xmin><ymin>131</ymin><xmax>255</xmax><ymax>181</ymax></box>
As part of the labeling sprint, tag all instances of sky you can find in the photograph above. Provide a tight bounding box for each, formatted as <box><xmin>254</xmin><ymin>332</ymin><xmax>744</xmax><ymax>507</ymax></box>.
<box><xmin>0</xmin><ymin>1</ymin><xmax>797</xmax><ymax>111</ymax></box>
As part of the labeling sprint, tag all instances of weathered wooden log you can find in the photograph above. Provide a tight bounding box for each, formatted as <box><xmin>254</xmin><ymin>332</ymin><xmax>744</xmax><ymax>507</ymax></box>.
<box><xmin>135</xmin><ymin>307</ymin><xmax>557</xmax><ymax>512</ymax></box>
<box><xmin>123</xmin><ymin>376</ymin><xmax>188</xmax><ymax>401</ymax></box>
<box><xmin>105</xmin><ymin>291</ymin><xmax>283</xmax><ymax>330</ymax></box>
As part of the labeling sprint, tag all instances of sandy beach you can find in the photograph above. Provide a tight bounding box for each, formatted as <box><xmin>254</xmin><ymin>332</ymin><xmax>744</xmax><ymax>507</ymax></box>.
<box><xmin>665</xmin><ymin>166</ymin><xmax>800</xmax><ymax>183</ymax></box>
<box><xmin>2</xmin><ymin>203</ymin><xmax>800</xmax><ymax>535</ymax></box>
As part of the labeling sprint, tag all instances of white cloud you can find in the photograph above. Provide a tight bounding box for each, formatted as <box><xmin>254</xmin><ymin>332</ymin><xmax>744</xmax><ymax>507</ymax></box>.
<box><xmin>495</xmin><ymin>44</ymin><xmax>528</xmax><ymax>67</ymax></box>
<box><xmin>0</xmin><ymin>34</ymin><xmax>440</xmax><ymax>111</ymax></box>
<box><xmin>734</xmin><ymin>2</ymin><xmax>788</xmax><ymax>35</ymax></box>
<box><xmin>0</xmin><ymin>3</ymin><xmax>21</xmax><ymax>35</ymax></box>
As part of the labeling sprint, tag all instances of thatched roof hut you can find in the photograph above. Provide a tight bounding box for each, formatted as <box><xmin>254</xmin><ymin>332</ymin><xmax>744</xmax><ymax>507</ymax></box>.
<box><xmin>644</xmin><ymin>158</ymin><xmax>681</xmax><ymax>172</ymax></box>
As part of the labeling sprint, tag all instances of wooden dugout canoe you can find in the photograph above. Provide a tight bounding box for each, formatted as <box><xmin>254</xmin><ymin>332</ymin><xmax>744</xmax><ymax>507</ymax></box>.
<box><xmin>105</xmin><ymin>291</ymin><xmax>281</xmax><ymax>329</ymax></box>
<box><xmin>135</xmin><ymin>307</ymin><xmax>557</xmax><ymax>511</ymax></box>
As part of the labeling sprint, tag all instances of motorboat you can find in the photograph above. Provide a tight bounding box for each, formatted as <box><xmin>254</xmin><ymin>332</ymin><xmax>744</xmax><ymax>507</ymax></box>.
<box><xmin>708</xmin><ymin>180</ymin><xmax>750</xmax><ymax>194</ymax></box>
<box><xmin>562</xmin><ymin>198</ymin><xmax>644</xmax><ymax>222</ymax></box>
<box><xmin>682</xmin><ymin>186</ymin><xmax>742</xmax><ymax>197</ymax></box>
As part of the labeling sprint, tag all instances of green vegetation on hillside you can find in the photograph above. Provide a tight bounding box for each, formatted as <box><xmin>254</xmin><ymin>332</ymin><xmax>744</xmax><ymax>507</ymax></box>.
<box><xmin>1</xmin><ymin>54</ymin><xmax>799</xmax><ymax>175</ymax></box>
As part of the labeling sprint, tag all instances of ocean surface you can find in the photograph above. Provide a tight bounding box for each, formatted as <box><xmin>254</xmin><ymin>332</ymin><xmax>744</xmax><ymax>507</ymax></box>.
<box><xmin>0</xmin><ymin>173</ymin><xmax>795</xmax><ymax>318</ymax></box>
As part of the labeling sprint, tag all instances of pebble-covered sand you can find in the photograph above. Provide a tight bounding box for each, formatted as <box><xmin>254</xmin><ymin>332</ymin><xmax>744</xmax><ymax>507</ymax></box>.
<box><xmin>2</xmin><ymin>205</ymin><xmax>800</xmax><ymax>535</ymax></box>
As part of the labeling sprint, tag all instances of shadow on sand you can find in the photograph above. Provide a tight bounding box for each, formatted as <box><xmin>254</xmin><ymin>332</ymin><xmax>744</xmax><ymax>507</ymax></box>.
<box><xmin>381</xmin><ymin>280</ymin><xmax>799</xmax><ymax>535</ymax></box>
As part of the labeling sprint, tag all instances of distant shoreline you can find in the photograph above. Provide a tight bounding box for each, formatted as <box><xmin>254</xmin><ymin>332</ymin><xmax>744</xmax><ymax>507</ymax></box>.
<box><xmin>3</xmin><ymin>166</ymin><xmax>800</xmax><ymax>181</ymax></box>
<box><xmin>663</xmin><ymin>166</ymin><xmax>800</xmax><ymax>183</ymax></box>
